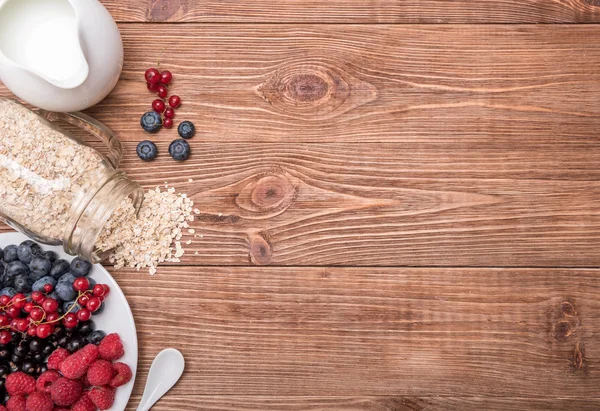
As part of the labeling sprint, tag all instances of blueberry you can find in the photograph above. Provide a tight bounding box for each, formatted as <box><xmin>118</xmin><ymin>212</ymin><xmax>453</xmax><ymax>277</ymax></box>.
<box><xmin>168</xmin><ymin>139</ymin><xmax>190</xmax><ymax>161</ymax></box>
<box><xmin>41</xmin><ymin>251</ymin><xmax>57</xmax><ymax>264</ymax></box>
<box><xmin>13</xmin><ymin>274</ymin><xmax>32</xmax><ymax>293</ymax></box>
<box><xmin>63</xmin><ymin>301</ymin><xmax>80</xmax><ymax>314</ymax></box>
<box><xmin>0</xmin><ymin>288</ymin><xmax>16</xmax><ymax>298</ymax></box>
<box><xmin>3</xmin><ymin>245</ymin><xmax>18</xmax><ymax>263</ymax></box>
<box><xmin>136</xmin><ymin>140</ymin><xmax>158</xmax><ymax>161</ymax></box>
<box><xmin>0</xmin><ymin>248</ymin><xmax>3</xmax><ymax>261</ymax></box>
<box><xmin>32</xmin><ymin>276</ymin><xmax>57</xmax><ymax>293</ymax></box>
<box><xmin>29</xmin><ymin>256</ymin><xmax>51</xmax><ymax>280</ymax></box>
<box><xmin>87</xmin><ymin>277</ymin><xmax>97</xmax><ymax>290</ymax></box>
<box><xmin>17</xmin><ymin>241</ymin><xmax>42</xmax><ymax>264</ymax></box>
<box><xmin>47</xmin><ymin>291</ymin><xmax>60</xmax><ymax>301</ymax></box>
<box><xmin>55</xmin><ymin>282</ymin><xmax>76</xmax><ymax>302</ymax></box>
<box><xmin>140</xmin><ymin>111</ymin><xmax>162</xmax><ymax>133</ymax></box>
<box><xmin>50</xmin><ymin>260</ymin><xmax>70</xmax><ymax>279</ymax></box>
<box><xmin>58</xmin><ymin>272</ymin><xmax>76</xmax><ymax>285</ymax></box>
<box><xmin>88</xmin><ymin>330</ymin><xmax>106</xmax><ymax>345</ymax></box>
<box><xmin>6</xmin><ymin>261</ymin><xmax>29</xmax><ymax>279</ymax></box>
<box><xmin>177</xmin><ymin>121</ymin><xmax>195</xmax><ymax>139</ymax></box>
<box><xmin>70</xmin><ymin>258</ymin><xmax>92</xmax><ymax>277</ymax></box>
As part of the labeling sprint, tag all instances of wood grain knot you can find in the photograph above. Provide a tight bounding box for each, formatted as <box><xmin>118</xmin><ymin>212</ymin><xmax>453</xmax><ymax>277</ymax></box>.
<box><xmin>572</xmin><ymin>342</ymin><xmax>584</xmax><ymax>370</ymax></box>
<box><xmin>561</xmin><ymin>301</ymin><xmax>575</xmax><ymax>317</ymax></box>
<box><xmin>554</xmin><ymin>321</ymin><xmax>574</xmax><ymax>341</ymax></box>
<box><xmin>249</xmin><ymin>234</ymin><xmax>272</xmax><ymax>265</ymax></box>
<box><xmin>256</xmin><ymin>61</ymin><xmax>377</xmax><ymax>120</ymax></box>
<box><xmin>235</xmin><ymin>173</ymin><xmax>296</xmax><ymax>218</ymax></box>
<box><xmin>147</xmin><ymin>0</ymin><xmax>182</xmax><ymax>21</ymax></box>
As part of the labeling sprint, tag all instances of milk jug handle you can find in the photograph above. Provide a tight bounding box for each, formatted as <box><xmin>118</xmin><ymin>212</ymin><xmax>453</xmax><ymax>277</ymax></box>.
<box><xmin>38</xmin><ymin>110</ymin><xmax>122</xmax><ymax>169</ymax></box>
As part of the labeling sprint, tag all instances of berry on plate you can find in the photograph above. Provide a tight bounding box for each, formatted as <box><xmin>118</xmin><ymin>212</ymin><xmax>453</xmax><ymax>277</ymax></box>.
<box><xmin>47</xmin><ymin>348</ymin><xmax>70</xmax><ymax>370</ymax></box>
<box><xmin>88</xmin><ymin>386</ymin><xmax>116</xmax><ymax>410</ymax></box>
<box><xmin>5</xmin><ymin>395</ymin><xmax>26</xmax><ymax>411</ymax></box>
<box><xmin>25</xmin><ymin>392</ymin><xmax>53</xmax><ymax>411</ymax></box>
<box><xmin>6</xmin><ymin>372</ymin><xmax>35</xmax><ymax>396</ymax></box>
<box><xmin>71</xmin><ymin>393</ymin><xmax>96</xmax><ymax>411</ymax></box>
<box><xmin>87</xmin><ymin>360</ymin><xmax>114</xmax><ymax>386</ymax></box>
<box><xmin>98</xmin><ymin>334</ymin><xmax>124</xmax><ymax>361</ymax></box>
<box><xmin>35</xmin><ymin>370</ymin><xmax>60</xmax><ymax>393</ymax></box>
<box><xmin>50</xmin><ymin>378</ymin><xmax>83</xmax><ymax>406</ymax></box>
<box><xmin>110</xmin><ymin>362</ymin><xmax>132</xmax><ymax>387</ymax></box>
<box><xmin>59</xmin><ymin>344</ymin><xmax>98</xmax><ymax>379</ymax></box>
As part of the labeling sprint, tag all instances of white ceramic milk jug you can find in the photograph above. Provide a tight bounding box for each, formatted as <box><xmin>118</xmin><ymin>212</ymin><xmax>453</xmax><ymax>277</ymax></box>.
<box><xmin>0</xmin><ymin>0</ymin><xmax>123</xmax><ymax>112</ymax></box>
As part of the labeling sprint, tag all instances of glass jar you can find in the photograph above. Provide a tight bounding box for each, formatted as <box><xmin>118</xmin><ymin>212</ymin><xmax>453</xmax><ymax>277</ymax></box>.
<box><xmin>0</xmin><ymin>98</ymin><xmax>143</xmax><ymax>263</ymax></box>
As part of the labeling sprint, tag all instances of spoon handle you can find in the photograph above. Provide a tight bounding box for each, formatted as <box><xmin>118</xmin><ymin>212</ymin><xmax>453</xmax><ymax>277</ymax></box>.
<box><xmin>136</xmin><ymin>349</ymin><xmax>185</xmax><ymax>411</ymax></box>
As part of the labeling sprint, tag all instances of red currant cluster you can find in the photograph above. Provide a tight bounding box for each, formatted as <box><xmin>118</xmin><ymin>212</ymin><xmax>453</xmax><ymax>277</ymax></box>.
<box><xmin>0</xmin><ymin>282</ymin><xmax>110</xmax><ymax>342</ymax></box>
<box><xmin>145</xmin><ymin>68</ymin><xmax>182</xmax><ymax>129</ymax></box>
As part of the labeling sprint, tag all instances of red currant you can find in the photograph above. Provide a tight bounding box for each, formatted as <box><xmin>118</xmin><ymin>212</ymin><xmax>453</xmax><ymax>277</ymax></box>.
<box><xmin>27</xmin><ymin>325</ymin><xmax>38</xmax><ymax>337</ymax></box>
<box><xmin>92</xmin><ymin>285</ymin><xmax>105</xmax><ymax>297</ymax></box>
<box><xmin>0</xmin><ymin>315</ymin><xmax>9</xmax><ymax>327</ymax></box>
<box><xmin>15</xmin><ymin>318</ymin><xmax>28</xmax><ymax>332</ymax></box>
<box><xmin>86</xmin><ymin>297</ymin><xmax>101</xmax><ymax>313</ymax></box>
<box><xmin>31</xmin><ymin>292</ymin><xmax>44</xmax><ymax>303</ymax></box>
<box><xmin>46</xmin><ymin>312</ymin><xmax>60</xmax><ymax>323</ymax></box>
<box><xmin>147</xmin><ymin>82</ymin><xmax>160</xmax><ymax>92</ymax></box>
<box><xmin>12</xmin><ymin>294</ymin><xmax>26</xmax><ymax>308</ymax></box>
<box><xmin>6</xmin><ymin>306</ymin><xmax>20</xmax><ymax>318</ymax></box>
<box><xmin>36</xmin><ymin>324</ymin><xmax>53</xmax><ymax>338</ymax></box>
<box><xmin>103</xmin><ymin>285</ymin><xmax>110</xmax><ymax>295</ymax></box>
<box><xmin>42</xmin><ymin>298</ymin><xmax>59</xmax><ymax>313</ymax></box>
<box><xmin>163</xmin><ymin>118</ymin><xmax>174</xmax><ymax>129</ymax></box>
<box><xmin>97</xmin><ymin>296</ymin><xmax>105</xmax><ymax>302</ymax></box>
<box><xmin>145</xmin><ymin>68</ymin><xmax>160</xmax><ymax>84</ymax></box>
<box><xmin>168</xmin><ymin>95</ymin><xmax>181</xmax><ymax>108</ymax></box>
<box><xmin>152</xmin><ymin>99</ymin><xmax>166</xmax><ymax>113</ymax></box>
<box><xmin>23</xmin><ymin>302</ymin><xmax>34</xmax><ymax>313</ymax></box>
<box><xmin>164</xmin><ymin>107</ymin><xmax>175</xmax><ymax>118</ymax></box>
<box><xmin>0</xmin><ymin>296</ymin><xmax>9</xmax><ymax>306</ymax></box>
<box><xmin>78</xmin><ymin>294</ymin><xmax>90</xmax><ymax>306</ymax></box>
<box><xmin>30</xmin><ymin>307</ymin><xmax>44</xmax><ymax>322</ymax></box>
<box><xmin>63</xmin><ymin>313</ymin><xmax>78</xmax><ymax>328</ymax></box>
<box><xmin>77</xmin><ymin>309</ymin><xmax>92</xmax><ymax>322</ymax></box>
<box><xmin>0</xmin><ymin>330</ymin><xmax>11</xmax><ymax>344</ymax></box>
<box><xmin>73</xmin><ymin>278</ymin><xmax>89</xmax><ymax>292</ymax></box>
<box><xmin>157</xmin><ymin>85</ymin><xmax>168</xmax><ymax>98</ymax></box>
<box><xmin>160</xmin><ymin>70</ymin><xmax>172</xmax><ymax>85</ymax></box>
<box><xmin>43</xmin><ymin>284</ymin><xmax>54</xmax><ymax>293</ymax></box>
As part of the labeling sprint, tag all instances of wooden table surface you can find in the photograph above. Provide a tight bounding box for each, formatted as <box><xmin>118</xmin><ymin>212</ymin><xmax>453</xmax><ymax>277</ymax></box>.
<box><xmin>3</xmin><ymin>0</ymin><xmax>600</xmax><ymax>409</ymax></box>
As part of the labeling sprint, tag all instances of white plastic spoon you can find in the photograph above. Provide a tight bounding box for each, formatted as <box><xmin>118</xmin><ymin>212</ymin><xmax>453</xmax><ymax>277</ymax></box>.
<box><xmin>136</xmin><ymin>348</ymin><xmax>185</xmax><ymax>411</ymax></box>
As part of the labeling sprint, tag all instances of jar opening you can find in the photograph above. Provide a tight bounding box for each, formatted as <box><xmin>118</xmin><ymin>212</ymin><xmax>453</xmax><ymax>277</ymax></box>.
<box><xmin>65</xmin><ymin>172</ymin><xmax>143</xmax><ymax>263</ymax></box>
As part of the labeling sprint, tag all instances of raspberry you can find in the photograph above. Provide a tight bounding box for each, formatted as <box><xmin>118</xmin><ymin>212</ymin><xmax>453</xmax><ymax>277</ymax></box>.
<box><xmin>5</xmin><ymin>395</ymin><xmax>26</xmax><ymax>411</ymax></box>
<box><xmin>71</xmin><ymin>393</ymin><xmax>96</xmax><ymax>411</ymax></box>
<box><xmin>88</xmin><ymin>386</ymin><xmax>116</xmax><ymax>410</ymax></box>
<box><xmin>53</xmin><ymin>408</ymin><xmax>70</xmax><ymax>411</ymax></box>
<box><xmin>47</xmin><ymin>347</ymin><xmax>70</xmax><ymax>370</ymax></box>
<box><xmin>59</xmin><ymin>344</ymin><xmax>98</xmax><ymax>379</ymax></box>
<box><xmin>110</xmin><ymin>362</ymin><xmax>133</xmax><ymax>388</ymax></box>
<box><xmin>98</xmin><ymin>333</ymin><xmax>124</xmax><ymax>361</ymax></box>
<box><xmin>87</xmin><ymin>360</ymin><xmax>114</xmax><ymax>386</ymax></box>
<box><xmin>35</xmin><ymin>370</ymin><xmax>60</xmax><ymax>393</ymax></box>
<box><xmin>25</xmin><ymin>392</ymin><xmax>53</xmax><ymax>411</ymax></box>
<box><xmin>5</xmin><ymin>372</ymin><xmax>35</xmax><ymax>396</ymax></box>
<box><xmin>0</xmin><ymin>405</ymin><xmax>6</xmax><ymax>411</ymax></box>
<box><xmin>50</xmin><ymin>377</ymin><xmax>83</xmax><ymax>406</ymax></box>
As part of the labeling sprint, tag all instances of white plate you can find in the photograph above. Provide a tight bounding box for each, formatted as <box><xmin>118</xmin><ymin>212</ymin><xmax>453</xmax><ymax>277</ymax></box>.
<box><xmin>0</xmin><ymin>232</ymin><xmax>137</xmax><ymax>411</ymax></box>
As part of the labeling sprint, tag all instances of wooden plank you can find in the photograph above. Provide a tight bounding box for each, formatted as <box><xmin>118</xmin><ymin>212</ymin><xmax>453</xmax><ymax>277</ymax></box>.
<box><xmin>2</xmin><ymin>25</ymin><xmax>600</xmax><ymax>266</ymax></box>
<box><xmin>100</xmin><ymin>0</ymin><xmax>600</xmax><ymax>23</ymax></box>
<box><xmin>1</xmin><ymin>139</ymin><xmax>600</xmax><ymax>266</ymax></box>
<box><xmin>124</xmin><ymin>396</ymin><xmax>600</xmax><ymax>410</ymax></box>
<box><xmin>84</xmin><ymin>24</ymin><xmax>600</xmax><ymax>144</ymax></box>
<box><xmin>115</xmin><ymin>267</ymin><xmax>600</xmax><ymax>398</ymax></box>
